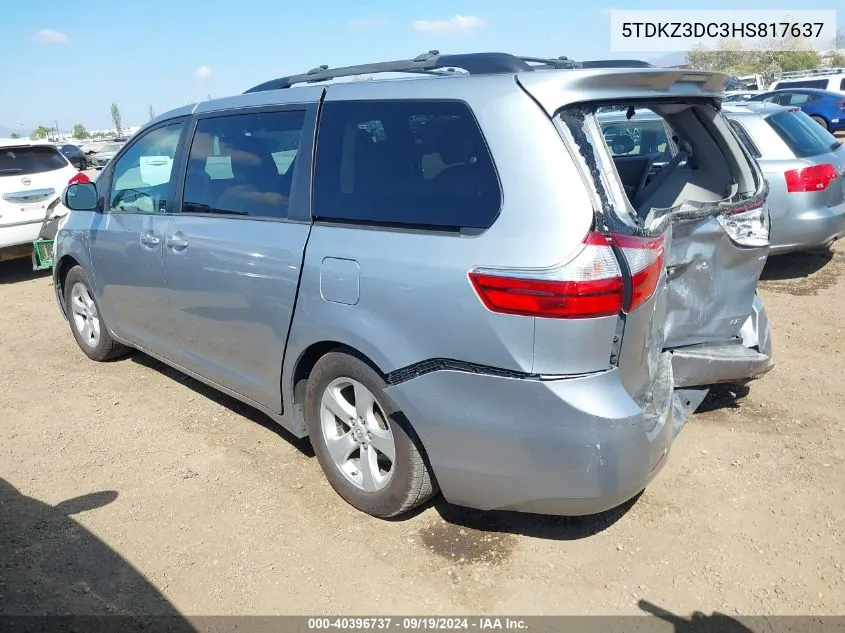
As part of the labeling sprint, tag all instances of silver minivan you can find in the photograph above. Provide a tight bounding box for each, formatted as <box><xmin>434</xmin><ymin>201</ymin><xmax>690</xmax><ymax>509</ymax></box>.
<box><xmin>54</xmin><ymin>53</ymin><xmax>773</xmax><ymax>518</ymax></box>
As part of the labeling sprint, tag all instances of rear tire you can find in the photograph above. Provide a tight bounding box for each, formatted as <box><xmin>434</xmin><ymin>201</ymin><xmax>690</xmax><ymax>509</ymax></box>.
<box><xmin>305</xmin><ymin>351</ymin><xmax>437</xmax><ymax>518</ymax></box>
<box><xmin>811</xmin><ymin>115</ymin><xmax>829</xmax><ymax>131</ymax></box>
<box><xmin>63</xmin><ymin>266</ymin><xmax>130</xmax><ymax>362</ymax></box>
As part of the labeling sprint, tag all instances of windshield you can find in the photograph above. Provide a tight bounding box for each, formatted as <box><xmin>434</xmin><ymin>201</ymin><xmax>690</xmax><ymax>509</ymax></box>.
<box><xmin>0</xmin><ymin>145</ymin><xmax>68</xmax><ymax>176</ymax></box>
<box><xmin>766</xmin><ymin>110</ymin><xmax>840</xmax><ymax>158</ymax></box>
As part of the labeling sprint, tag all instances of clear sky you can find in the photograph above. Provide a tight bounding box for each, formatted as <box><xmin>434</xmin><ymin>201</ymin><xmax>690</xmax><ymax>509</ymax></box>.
<box><xmin>1</xmin><ymin>0</ymin><xmax>841</xmax><ymax>133</ymax></box>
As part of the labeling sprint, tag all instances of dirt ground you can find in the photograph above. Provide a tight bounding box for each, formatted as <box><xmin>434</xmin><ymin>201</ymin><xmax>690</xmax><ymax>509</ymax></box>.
<box><xmin>1</xmin><ymin>240</ymin><xmax>844</xmax><ymax>618</ymax></box>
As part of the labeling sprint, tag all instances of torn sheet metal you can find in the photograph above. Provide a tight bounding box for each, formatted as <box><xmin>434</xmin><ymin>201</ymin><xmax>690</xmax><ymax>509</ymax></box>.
<box><xmin>671</xmin><ymin>342</ymin><xmax>773</xmax><ymax>388</ymax></box>
<box><xmin>673</xmin><ymin>388</ymin><xmax>709</xmax><ymax>436</ymax></box>
<box><xmin>636</xmin><ymin>350</ymin><xmax>697</xmax><ymax>438</ymax></box>
<box><xmin>739</xmin><ymin>294</ymin><xmax>773</xmax><ymax>359</ymax></box>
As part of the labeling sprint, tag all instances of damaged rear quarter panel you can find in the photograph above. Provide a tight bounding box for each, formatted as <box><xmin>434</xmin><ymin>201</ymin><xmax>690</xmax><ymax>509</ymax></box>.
<box><xmin>662</xmin><ymin>214</ymin><xmax>769</xmax><ymax>348</ymax></box>
<box><xmin>555</xmin><ymin>101</ymin><xmax>770</xmax><ymax>353</ymax></box>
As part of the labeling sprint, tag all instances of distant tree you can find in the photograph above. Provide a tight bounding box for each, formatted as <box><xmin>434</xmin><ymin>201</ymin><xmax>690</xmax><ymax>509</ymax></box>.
<box><xmin>148</xmin><ymin>103</ymin><xmax>156</xmax><ymax>121</ymax></box>
<box><xmin>686</xmin><ymin>40</ymin><xmax>760</xmax><ymax>76</ymax></box>
<box><xmin>72</xmin><ymin>123</ymin><xmax>89</xmax><ymax>139</ymax></box>
<box><xmin>110</xmin><ymin>102</ymin><xmax>122</xmax><ymax>136</ymax></box>
<box><xmin>30</xmin><ymin>125</ymin><xmax>51</xmax><ymax>140</ymax></box>
<box><xmin>831</xmin><ymin>52</ymin><xmax>845</xmax><ymax>67</ymax></box>
<box><xmin>206</xmin><ymin>93</ymin><xmax>212</xmax><ymax>100</ymax></box>
<box><xmin>10</xmin><ymin>132</ymin><xmax>20</xmax><ymax>139</ymax></box>
<box><xmin>764</xmin><ymin>48</ymin><xmax>821</xmax><ymax>73</ymax></box>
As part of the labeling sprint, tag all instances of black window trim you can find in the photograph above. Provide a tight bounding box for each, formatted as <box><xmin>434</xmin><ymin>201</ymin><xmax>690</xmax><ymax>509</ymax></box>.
<box><xmin>173</xmin><ymin>102</ymin><xmax>318</xmax><ymax>224</ymax></box>
<box><xmin>727</xmin><ymin>119</ymin><xmax>762</xmax><ymax>159</ymax></box>
<box><xmin>98</xmin><ymin>116</ymin><xmax>190</xmax><ymax>216</ymax></box>
<box><xmin>311</xmin><ymin>97</ymin><xmax>503</xmax><ymax>233</ymax></box>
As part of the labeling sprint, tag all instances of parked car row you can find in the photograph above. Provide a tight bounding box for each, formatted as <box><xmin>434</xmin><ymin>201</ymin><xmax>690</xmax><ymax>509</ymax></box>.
<box><xmin>44</xmin><ymin>53</ymin><xmax>840</xmax><ymax>520</ymax></box>
<box><xmin>724</xmin><ymin>87</ymin><xmax>845</xmax><ymax>133</ymax></box>
<box><xmin>50</xmin><ymin>139</ymin><xmax>128</xmax><ymax>171</ymax></box>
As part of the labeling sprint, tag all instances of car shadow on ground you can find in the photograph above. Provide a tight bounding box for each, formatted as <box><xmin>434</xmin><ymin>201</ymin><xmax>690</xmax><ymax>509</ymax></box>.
<box><xmin>416</xmin><ymin>492</ymin><xmax>643</xmax><ymax>541</ymax></box>
<box><xmin>130</xmin><ymin>354</ymin><xmax>314</xmax><ymax>458</ymax></box>
<box><xmin>0</xmin><ymin>478</ymin><xmax>195</xmax><ymax>627</ymax></box>
<box><xmin>695</xmin><ymin>383</ymin><xmax>751</xmax><ymax>413</ymax></box>
<box><xmin>0</xmin><ymin>258</ymin><xmax>51</xmax><ymax>285</ymax></box>
<box><xmin>761</xmin><ymin>248</ymin><xmax>834</xmax><ymax>281</ymax></box>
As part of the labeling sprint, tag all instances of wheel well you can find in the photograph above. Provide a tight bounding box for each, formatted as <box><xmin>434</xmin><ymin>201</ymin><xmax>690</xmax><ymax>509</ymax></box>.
<box><xmin>55</xmin><ymin>255</ymin><xmax>80</xmax><ymax>311</ymax></box>
<box><xmin>289</xmin><ymin>341</ymin><xmax>387</xmax><ymax>432</ymax></box>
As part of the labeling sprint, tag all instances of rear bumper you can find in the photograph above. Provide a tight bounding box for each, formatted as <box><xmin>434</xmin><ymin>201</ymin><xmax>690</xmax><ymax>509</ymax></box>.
<box><xmin>670</xmin><ymin>294</ymin><xmax>773</xmax><ymax>388</ymax></box>
<box><xmin>0</xmin><ymin>220</ymin><xmax>42</xmax><ymax>251</ymax></box>
<box><xmin>384</xmin><ymin>355</ymin><xmax>678</xmax><ymax>516</ymax></box>
<box><xmin>770</xmin><ymin>201</ymin><xmax>845</xmax><ymax>254</ymax></box>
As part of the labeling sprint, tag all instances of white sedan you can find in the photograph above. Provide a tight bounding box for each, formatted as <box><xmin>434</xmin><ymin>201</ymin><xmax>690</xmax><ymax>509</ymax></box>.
<box><xmin>0</xmin><ymin>139</ymin><xmax>88</xmax><ymax>263</ymax></box>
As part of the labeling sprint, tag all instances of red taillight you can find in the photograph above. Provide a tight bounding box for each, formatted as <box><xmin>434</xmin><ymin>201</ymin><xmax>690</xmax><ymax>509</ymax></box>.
<box><xmin>614</xmin><ymin>233</ymin><xmax>665</xmax><ymax>312</ymax></box>
<box><xmin>468</xmin><ymin>231</ymin><xmax>664</xmax><ymax>319</ymax></box>
<box><xmin>784</xmin><ymin>164</ymin><xmax>838</xmax><ymax>193</ymax></box>
<box><xmin>68</xmin><ymin>172</ymin><xmax>90</xmax><ymax>185</ymax></box>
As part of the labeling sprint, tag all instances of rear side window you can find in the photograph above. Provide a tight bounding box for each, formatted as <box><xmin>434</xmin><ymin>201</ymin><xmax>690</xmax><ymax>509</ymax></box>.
<box><xmin>840</xmin><ymin>78</ymin><xmax>845</xmax><ymax>91</ymax></box>
<box><xmin>728</xmin><ymin>120</ymin><xmax>762</xmax><ymax>158</ymax></box>
<box><xmin>313</xmin><ymin>100</ymin><xmax>501</xmax><ymax>229</ymax></box>
<box><xmin>601</xmin><ymin>120</ymin><xmax>669</xmax><ymax>157</ymax></box>
<box><xmin>787</xmin><ymin>93</ymin><xmax>812</xmax><ymax>105</ymax></box>
<box><xmin>766</xmin><ymin>110</ymin><xmax>836</xmax><ymax>158</ymax></box>
<box><xmin>182</xmin><ymin>110</ymin><xmax>305</xmax><ymax>220</ymax></box>
<box><xmin>0</xmin><ymin>145</ymin><xmax>67</xmax><ymax>176</ymax></box>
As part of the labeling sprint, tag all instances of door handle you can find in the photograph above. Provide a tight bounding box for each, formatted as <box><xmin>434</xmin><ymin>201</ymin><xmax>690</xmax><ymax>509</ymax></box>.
<box><xmin>140</xmin><ymin>231</ymin><xmax>161</xmax><ymax>248</ymax></box>
<box><xmin>166</xmin><ymin>232</ymin><xmax>189</xmax><ymax>251</ymax></box>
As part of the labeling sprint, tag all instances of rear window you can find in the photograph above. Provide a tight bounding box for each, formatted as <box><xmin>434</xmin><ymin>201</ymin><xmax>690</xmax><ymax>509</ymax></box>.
<box><xmin>774</xmin><ymin>79</ymin><xmax>827</xmax><ymax>90</ymax></box>
<box><xmin>766</xmin><ymin>110</ymin><xmax>837</xmax><ymax>158</ymax></box>
<box><xmin>0</xmin><ymin>145</ymin><xmax>68</xmax><ymax>176</ymax></box>
<box><xmin>313</xmin><ymin>100</ymin><xmax>501</xmax><ymax>229</ymax></box>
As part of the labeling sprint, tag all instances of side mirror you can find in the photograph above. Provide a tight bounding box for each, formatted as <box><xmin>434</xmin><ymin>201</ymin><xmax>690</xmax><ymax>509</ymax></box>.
<box><xmin>63</xmin><ymin>182</ymin><xmax>98</xmax><ymax>212</ymax></box>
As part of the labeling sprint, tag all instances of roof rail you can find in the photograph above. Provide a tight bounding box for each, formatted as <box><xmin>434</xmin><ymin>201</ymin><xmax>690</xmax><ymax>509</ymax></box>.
<box><xmin>775</xmin><ymin>67</ymin><xmax>845</xmax><ymax>80</ymax></box>
<box><xmin>243</xmin><ymin>52</ymin><xmax>654</xmax><ymax>93</ymax></box>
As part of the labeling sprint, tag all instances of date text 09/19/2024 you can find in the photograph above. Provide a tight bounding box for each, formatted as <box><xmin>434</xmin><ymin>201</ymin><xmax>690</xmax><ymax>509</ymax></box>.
<box><xmin>307</xmin><ymin>618</ymin><xmax>528</xmax><ymax>630</ymax></box>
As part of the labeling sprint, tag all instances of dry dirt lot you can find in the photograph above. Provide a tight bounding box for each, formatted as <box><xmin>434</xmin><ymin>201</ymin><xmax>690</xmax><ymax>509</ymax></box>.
<box><xmin>1</xmin><ymin>243</ymin><xmax>844</xmax><ymax>619</ymax></box>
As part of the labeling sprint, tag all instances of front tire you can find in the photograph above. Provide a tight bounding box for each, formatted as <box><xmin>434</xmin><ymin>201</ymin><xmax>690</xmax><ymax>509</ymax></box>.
<box><xmin>810</xmin><ymin>115</ymin><xmax>829</xmax><ymax>131</ymax></box>
<box><xmin>64</xmin><ymin>266</ymin><xmax>129</xmax><ymax>361</ymax></box>
<box><xmin>305</xmin><ymin>351</ymin><xmax>437</xmax><ymax>518</ymax></box>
